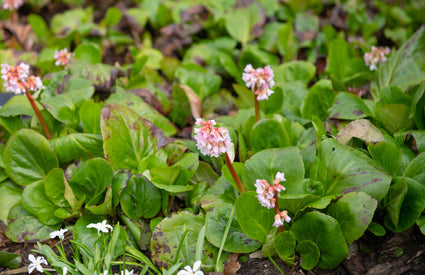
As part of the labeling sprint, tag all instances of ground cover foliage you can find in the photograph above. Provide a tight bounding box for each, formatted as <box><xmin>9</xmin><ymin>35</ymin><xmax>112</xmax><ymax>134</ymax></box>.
<box><xmin>1</xmin><ymin>0</ymin><xmax>425</xmax><ymax>274</ymax></box>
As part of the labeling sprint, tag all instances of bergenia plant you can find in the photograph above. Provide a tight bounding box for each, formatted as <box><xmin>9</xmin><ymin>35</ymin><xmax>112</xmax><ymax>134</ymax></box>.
<box><xmin>242</xmin><ymin>64</ymin><xmax>275</xmax><ymax>122</ymax></box>
<box><xmin>194</xmin><ymin>119</ymin><xmax>245</xmax><ymax>192</ymax></box>
<box><xmin>363</xmin><ymin>46</ymin><xmax>390</xmax><ymax>71</ymax></box>
<box><xmin>255</xmin><ymin>172</ymin><xmax>290</xmax><ymax>232</ymax></box>
<box><xmin>1</xmin><ymin>63</ymin><xmax>51</xmax><ymax>139</ymax></box>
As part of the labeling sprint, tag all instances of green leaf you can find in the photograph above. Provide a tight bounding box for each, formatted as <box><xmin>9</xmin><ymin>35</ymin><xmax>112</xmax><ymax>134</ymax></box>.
<box><xmin>0</xmin><ymin>251</ymin><xmax>20</xmax><ymax>269</ymax></box>
<box><xmin>0</xmin><ymin>95</ymin><xmax>44</xmax><ymax>117</ymax></box>
<box><xmin>327</xmin><ymin>192</ymin><xmax>377</xmax><ymax>244</ymax></box>
<box><xmin>242</xmin><ymin>147</ymin><xmax>305</xmax><ymax>194</ymax></box>
<box><xmin>291</xmin><ymin>211</ymin><xmax>348</xmax><ymax>269</ymax></box>
<box><xmin>42</xmin><ymin>87</ymin><xmax>94</xmax><ymax>129</ymax></box>
<box><xmin>296</xmin><ymin>240</ymin><xmax>320</xmax><ymax>270</ymax></box>
<box><xmin>277</xmin><ymin>22</ymin><xmax>298</xmax><ymax>61</ymax></box>
<box><xmin>44</xmin><ymin>168</ymin><xmax>69</xmax><ymax>208</ymax></box>
<box><xmin>28</xmin><ymin>14</ymin><xmax>49</xmax><ymax>43</ymax></box>
<box><xmin>120</xmin><ymin>175</ymin><xmax>161</xmax><ymax>220</ymax></box>
<box><xmin>150</xmin><ymin>212</ymin><xmax>225</xmax><ymax>270</ymax></box>
<box><xmin>79</xmin><ymin>99</ymin><xmax>104</xmax><ymax>135</ymax></box>
<box><xmin>22</xmin><ymin>181</ymin><xmax>62</xmax><ymax>225</ymax></box>
<box><xmin>395</xmin><ymin>131</ymin><xmax>425</xmax><ymax>154</ymax></box>
<box><xmin>327</xmin><ymin>38</ymin><xmax>355</xmax><ymax>86</ymax></box>
<box><xmin>4</xmin><ymin>129</ymin><xmax>59</xmax><ymax>186</ymax></box>
<box><xmin>175</xmin><ymin>63</ymin><xmax>222</xmax><ymax>100</ymax></box>
<box><xmin>74</xmin><ymin>44</ymin><xmax>101</xmax><ymax>64</ymax></box>
<box><xmin>200</xmin><ymin>176</ymin><xmax>238</xmax><ymax>211</ymax></box>
<box><xmin>375</xmin><ymin>102</ymin><xmax>413</xmax><ymax>134</ymax></box>
<box><xmin>329</xmin><ymin>92</ymin><xmax>373</xmax><ymax>120</ymax></box>
<box><xmin>232</xmin><ymin>84</ymin><xmax>255</xmax><ymax>109</ymax></box>
<box><xmin>104</xmin><ymin>7</ymin><xmax>122</xmax><ymax>27</ymax></box>
<box><xmin>50</xmin><ymin>133</ymin><xmax>104</xmax><ymax>163</ymax></box>
<box><xmin>6</xmin><ymin>213</ymin><xmax>60</xmax><ymax>242</ymax></box>
<box><xmin>368</xmin><ymin>222</ymin><xmax>386</xmax><ymax>236</ymax></box>
<box><xmin>301</xmin><ymin>79</ymin><xmax>335</xmax><ymax>120</ymax></box>
<box><xmin>368</xmin><ymin>141</ymin><xmax>407</xmax><ymax>177</ymax></box>
<box><xmin>403</xmin><ymin>151</ymin><xmax>425</xmax><ymax>183</ymax></box>
<box><xmin>274</xmin><ymin>61</ymin><xmax>316</xmax><ymax>86</ymax></box>
<box><xmin>251</xmin><ymin>119</ymin><xmax>290</xmax><ymax>153</ymax></box>
<box><xmin>68</xmin><ymin>158</ymin><xmax>113</xmax><ymax>206</ymax></box>
<box><xmin>106</xmin><ymin>88</ymin><xmax>176</xmax><ymax>137</ymax></box>
<box><xmin>311</xmin><ymin>139</ymin><xmax>392</xmax><ymax>200</ymax></box>
<box><xmin>259</xmin><ymin>87</ymin><xmax>284</xmax><ymax>114</ymax></box>
<box><xmin>100</xmin><ymin>103</ymin><xmax>167</xmax><ymax>172</ymax></box>
<box><xmin>385</xmin><ymin>177</ymin><xmax>425</xmax><ymax>232</ymax></box>
<box><xmin>378</xmin><ymin>26</ymin><xmax>425</xmax><ymax>91</ymax></box>
<box><xmin>205</xmin><ymin>203</ymin><xmax>261</xmax><ymax>253</ymax></box>
<box><xmin>50</xmin><ymin>8</ymin><xmax>93</xmax><ymax>35</ymax></box>
<box><xmin>0</xmin><ymin>180</ymin><xmax>22</xmax><ymax>225</ymax></box>
<box><xmin>275</xmin><ymin>231</ymin><xmax>296</xmax><ymax>261</ymax></box>
<box><xmin>235</xmin><ymin>191</ymin><xmax>275</xmax><ymax>242</ymax></box>
<box><xmin>277</xmin><ymin>194</ymin><xmax>320</xmax><ymax>216</ymax></box>
<box><xmin>224</xmin><ymin>4</ymin><xmax>263</xmax><ymax>45</ymax></box>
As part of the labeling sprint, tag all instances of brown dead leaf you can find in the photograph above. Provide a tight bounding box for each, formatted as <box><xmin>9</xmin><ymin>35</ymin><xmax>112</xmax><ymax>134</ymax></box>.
<box><xmin>223</xmin><ymin>253</ymin><xmax>241</xmax><ymax>275</ymax></box>
<box><xmin>180</xmin><ymin>85</ymin><xmax>203</xmax><ymax>119</ymax></box>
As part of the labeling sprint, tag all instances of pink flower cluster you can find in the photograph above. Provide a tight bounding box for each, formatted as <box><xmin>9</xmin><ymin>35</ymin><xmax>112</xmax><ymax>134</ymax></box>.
<box><xmin>54</xmin><ymin>48</ymin><xmax>73</xmax><ymax>67</ymax></box>
<box><xmin>273</xmin><ymin>210</ymin><xmax>291</xmax><ymax>228</ymax></box>
<box><xmin>193</xmin><ymin>119</ymin><xmax>232</xmax><ymax>158</ymax></box>
<box><xmin>242</xmin><ymin>64</ymin><xmax>275</xmax><ymax>101</ymax></box>
<box><xmin>2</xmin><ymin>0</ymin><xmax>23</xmax><ymax>10</ymax></box>
<box><xmin>255</xmin><ymin>172</ymin><xmax>286</xmax><ymax>209</ymax></box>
<box><xmin>1</xmin><ymin>63</ymin><xmax>43</xmax><ymax>95</ymax></box>
<box><xmin>364</xmin><ymin>46</ymin><xmax>390</xmax><ymax>71</ymax></box>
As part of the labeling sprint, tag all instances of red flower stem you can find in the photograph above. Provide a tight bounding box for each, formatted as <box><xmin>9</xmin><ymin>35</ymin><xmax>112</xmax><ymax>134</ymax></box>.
<box><xmin>224</xmin><ymin>152</ymin><xmax>245</xmax><ymax>193</ymax></box>
<box><xmin>25</xmin><ymin>90</ymin><xmax>52</xmax><ymax>140</ymax></box>
<box><xmin>254</xmin><ymin>96</ymin><xmax>260</xmax><ymax>122</ymax></box>
<box><xmin>274</xmin><ymin>191</ymin><xmax>284</xmax><ymax>232</ymax></box>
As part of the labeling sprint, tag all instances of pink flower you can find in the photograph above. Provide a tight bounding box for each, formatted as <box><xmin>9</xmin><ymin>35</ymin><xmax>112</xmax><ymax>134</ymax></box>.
<box><xmin>364</xmin><ymin>46</ymin><xmax>390</xmax><ymax>71</ymax></box>
<box><xmin>255</xmin><ymin>172</ymin><xmax>287</xmax><ymax>209</ymax></box>
<box><xmin>54</xmin><ymin>48</ymin><xmax>74</xmax><ymax>66</ymax></box>
<box><xmin>242</xmin><ymin>64</ymin><xmax>275</xmax><ymax>101</ymax></box>
<box><xmin>2</xmin><ymin>0</ymin><xmax>23</xmax><ymax>10</ymax></box>
<box><xmin>1</xmin><ymin>63</ymin><xmax>43</xmax><ymax>95</ymax></box>
<box><xmin>273</xmin><ymin>210</ymin><xmax>291</xmax><ymax>228</ymax></box>
<box><xmin>193</xmin><ymin>119</ymin><xmax>233</xmax><ymax>158</ymax></box>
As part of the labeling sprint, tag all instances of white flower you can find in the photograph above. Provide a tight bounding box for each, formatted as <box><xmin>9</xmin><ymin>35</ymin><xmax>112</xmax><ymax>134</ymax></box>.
<box><xmin>63</xmin><ymin>266</ymin><xmax>68</xmax><ymax>275</ymax></box>
<box><xmin>50</xmin><ymin>228</ymin><xmax>68</xmax><ymax>240</ymax></box>
<box><xmin>87</xmin><ymin>220</ymin><xmax>113</xmax><ymax>235</ymax></box>
<box><xmin>101</xmin><ymin>270</ymin><xmax>109</xmax><ymax>275</ymax></box>
<box><xmin>242</xmin><ymin>64</ymin><xmax>275</xmax><ymax>101</ymax></box>
<box><xmin>2</xmin><ymin>0</ymin><xmax>24</xmax><ymax>10</ymax></box>
<box><xmin>28</xmin><ymin>254</ymin><xmax>48</xmax><ymax>274</ymax></box>
<box><xmin>114</xmin><ymin>269</ymin><xmax>134</xmax><ymax>275</ymax></box>
<box><xmin>274</xmin><ymin>172</ymin><xmax>286</xmax><ymax>183</ymax></box>
<box><xmin>193</xmin><ymin>119</ymin><xmax>232</xmax><ymax>158</ymax></box>
<box><xmin>273</xmin><ymin>210</ymin><xmax>291</xmax><ymax>228</ymax></box>
<box><xmin>177</xmin><ymin>260</ymin><xmax>204</xmax><ymax>275</ymax></box>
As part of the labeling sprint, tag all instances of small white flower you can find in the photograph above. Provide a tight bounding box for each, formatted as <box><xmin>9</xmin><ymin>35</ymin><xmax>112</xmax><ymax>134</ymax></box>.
<box><xmin>101</xmin><ymin>270</ymin><xmax>109</xmax><ymax>275</ymax></box>
<box><xmin>275</xmin><ymin>172</ymin><xmax>286</xmax><ymax>182</ymax></box>
<box><xmin>63</xmin><ymin>266</ymin><xmax>68</xmax><ymax>275</ymax></box>
<box><xmin>28</xmin><ymin>254</ymin><xmax>48</xmax><ymax>274</ymax></box>
<box><xmin>114</xmin><ymin>269</ymin><xmax>134</xmax><ymax>275</ymax></box>
<box><xmin>50</xmin><ymin>228</ymin><xmax>69</xmax><ymax>240</ymax></box>
<box><xmin>177</xmin><ymin>260</ymin><xmax>204</xmax><ymax>275</ymax></box>
<box><xmin>87</xmin><ymin>220</ymin><xmax>113</xmax><ymax>235</ymax></box>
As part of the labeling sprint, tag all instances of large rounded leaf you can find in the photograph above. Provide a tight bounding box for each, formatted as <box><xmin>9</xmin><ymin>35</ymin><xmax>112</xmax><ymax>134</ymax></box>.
<box><xmin>68</xmin><ymin>158</ymin><xmax>113</xmax><ymax>205</ymax></box>
<box><xmin>311</xmin><ymin>139</ymin><xmax>391</xmax><ymax>200</ymax></box>
<box><xmin>296</xmin><ymin>240</ymin><xmax>320</xmax><ymax>270</ymax></box>
<box><xmin>327</xmin><ymin>192</ymin><xmax>377</xmax><ymax>244</ymax></box>
<box><xmin>242</xmin><ymin>147</ymin><xmax>304</xmax><ymax>194</ymax></box>
<box><xmin>250</xmin><ymin>119</ymin><xmax>290</xmax><ymax>153</ymax></box>
<box><xmin>21</xmin><ymin>181</ymin><xmax>62</xmax><ymax>225</ymax></box>
<box><xmin>4</xmin><ymin>129</ymin><xmax>58</xmax><ymax>186</ymax></box>
<box><xmin>235</xmin><ymin>191</ymin><xmax>274</xmax><ymax>242</ymax></box>
<box><xmin>150</xmin><ymin>211</ymin><xmax>225</xmax><ymax>270</ymax></box>
<box><xmin>100</xmin><ymin>104</ymin><xmax>167</xmax><ymax>172</ymax></box>
<box><xmin>205</xmin><ymin>203</ymin><xmax>261</xmax><ymax>253</ymax></box>
<box><xmin>50</xmin><ymin>133</ymin><xmax>104</xmax><ymax>163</ymax></box>
<box><xmin>291</xmin><ymin>211</ymin><xmax>348</xmax><ymax>269</ymax></box>
<box><xmin>0</xmin><ymin>180</ymin><xmax>22</xmax><ymax>225</ymax></box>
<box><xmin>120</xmin><ymin>175</ymin><xmax>161</xmax><ymax>220</ymax></box>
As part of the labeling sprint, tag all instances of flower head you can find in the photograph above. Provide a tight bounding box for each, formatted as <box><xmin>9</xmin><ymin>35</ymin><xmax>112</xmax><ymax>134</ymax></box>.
<box><xmin>193</xmin><ymin>119</ymin><xmax>232</xmax><ymax>158</ymax></box>
<box><xmin>242</xmin><ymin>64</ymin><xmax>275</xmax><ymax>101</ymax></box>
<box><xmin>115</xmin><ymin>269</ymin><xmax>134</xmax><ymax>275</ymax></box>
<box><xmin>28</xmin><ymin>254</ymin><xmax>48</xmax><ymax>274</ymax></box>
<box><xmin>364</xmin><ymin>46</ymin><xmax>390</xmax><ymax>71</ymax></box>
<box><xmin>2</xmin><ymin>0</ymin><xmax>24</xmax><ymax>10</ymax></box>
<box><xmin>50</xmin><ymin>228</ymin><xmax>68</xmax><ymax>240</ymax></box>
<box><xmin>255</xmin><ymin>172</ymin><xmax>287</xmax><ymax>209</ymax></box>
<box><xmin>1</xmin><ymin>63</ymin><xmax>43</xmax><ymax>95</ymax></box>
<box><xmin>54</xmin><ymin>48</ymin><xmax>74</xmax><ymax>67</ymax></box>
<box><xmin>177</xmin><ymin>260</ymin><xmax>204</xmax><ymax>275</ymax></box>
<box><xmin>273</xmin><ymin>210</ymin><xmax>291</xmax><ymax>228</ymax></box>
<box><xmin>87</xmin><ymin>220</ymin><xmax>113</xmax><ymax>235</ymax></box>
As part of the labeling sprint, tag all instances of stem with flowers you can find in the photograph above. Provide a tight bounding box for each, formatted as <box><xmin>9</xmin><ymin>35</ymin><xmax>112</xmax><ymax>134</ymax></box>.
<box><xmin>25</xmin><ymin>89</ymin><xmax>52</xmax><ymax>139</ymax></box>
<box><xmin>224</xmin><ymin>152</ymin><xmax>245</xmax><ymax>193</ymax></box>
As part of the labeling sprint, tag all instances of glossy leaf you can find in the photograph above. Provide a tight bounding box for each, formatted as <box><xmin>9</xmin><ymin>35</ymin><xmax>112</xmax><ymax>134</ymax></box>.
<box><xmin>50</xmin><ymin>133</ymin><xmax>104</xmax><ymax>163</ymax></box>
<box><xmin>0</xmin><ymin>180</ymin><xmax>22</xmax><ymax>225</ymax></box>
<box><xmin>329</xmin><ymin>92</ymin><xmax>373</xmax><ymax>120</ymax></box>
<box><xmin>275</xmin><ymin>231</ymin><xmax>296</xmax><ymax>262</ymax></box>
<box><xmin>311</xmin><ymin>139</ymin><xmax>392</xmax><ymax>200</ymax></box>
<box><xmin>205</xmin><ymin>203</ymin><xmax>261</xmax><ymax>253</ymax></box>
<box><xmin>74</xmin><ymin>44</ymin><xmax>102</xmax><ymax>64</ymax></box>
<box><xmin>251</xmin><ymin>119</ymin><xmax>290</xmax><ymax>153</ymax></box>
<box><xmin>296</xmin><ymin>240</ymin><xmax>320</xmax><ymax>270</ymax></box>
<box><xmin>79</xmin><ymin>99</ymin><xmax>104</xmax><ymax>135</ymax></box>
<box><xmin>291</xmin><ymin>211</ymin><xmax>348</xmax><ymax>269</ymax></box>
<box><xmin>4</xmin><ymin>129</ymin><xmax>59</xmax><ymax>186</ymax></box>
<box><xmin>301</xmin><ymin>79</ymin><xmax>335</xmax><ymax>120</ymax></box>
<box><xmin>44</xmin><ymin>168</ymin><xmax>69</xmax><ymax>208</ymax></box>
<box><xmin>368</xmin><ymin>141</ymin><xmax>407</xmax><ymax>177</ymax></box>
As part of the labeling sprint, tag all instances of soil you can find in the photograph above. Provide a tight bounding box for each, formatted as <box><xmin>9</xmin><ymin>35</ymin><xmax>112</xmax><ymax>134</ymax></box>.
<box><xmin>2</xmin><ymin>219</ymin><xmax>425</xmax><ymax>275</ymax></box>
